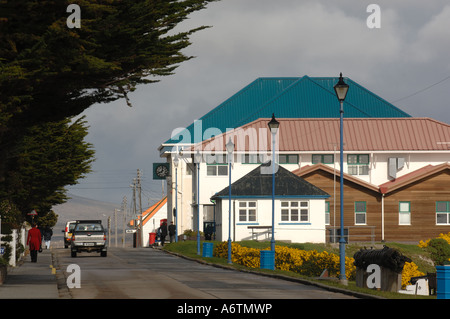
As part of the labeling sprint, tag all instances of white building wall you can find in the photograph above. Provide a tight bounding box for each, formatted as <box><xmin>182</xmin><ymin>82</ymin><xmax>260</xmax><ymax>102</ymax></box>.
<box><xmin>216</xmin><ymin>198</ymin><xmax>326</xmax><ymax>244</ymax></box>
<box><xmin>167</xmin><ymin>151</ymin><xmax>450</xmax><ymax>236</ymax></box>
<box><xmin>142</xmin><ymin>203</ymin><xmax>167</xmax><ymax>247</ymax></box>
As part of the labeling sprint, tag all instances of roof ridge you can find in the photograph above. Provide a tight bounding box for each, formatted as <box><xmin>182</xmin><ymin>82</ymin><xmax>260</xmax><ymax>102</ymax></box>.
<box><xmin>233</xmin><ymin>76</ymin><xmax>306</xmax><ymax>128</ymax></box>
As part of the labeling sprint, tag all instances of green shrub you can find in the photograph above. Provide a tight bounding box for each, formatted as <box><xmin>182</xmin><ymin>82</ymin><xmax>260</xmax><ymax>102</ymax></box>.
<box><xmin>427</xmin><ymin>238</ymin><xmax>450</xmax><ymax>266</ymax></box>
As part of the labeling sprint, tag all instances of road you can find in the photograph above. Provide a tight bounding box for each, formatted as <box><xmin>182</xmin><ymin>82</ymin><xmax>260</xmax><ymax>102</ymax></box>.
<box><xmin>52</xmin><ymin>246</ymin><xmax>357</xmax><ymax>300</ymax></box>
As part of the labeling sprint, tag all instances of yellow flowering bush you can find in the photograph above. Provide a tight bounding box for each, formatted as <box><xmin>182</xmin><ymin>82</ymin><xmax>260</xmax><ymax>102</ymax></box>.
<box><xmin>213</xmin><ymin>242</ymin><xmax>356</xmax><ymax>280</ymax></box>
<box><xmin>401</xmin><ymin>262</ymin><xmax>425</xmax><ymax>289</ymax></box>
<box><xmin>418</xmin><ymin>232</ymin><xmax>450</xmax><ymax>248</ymax></box>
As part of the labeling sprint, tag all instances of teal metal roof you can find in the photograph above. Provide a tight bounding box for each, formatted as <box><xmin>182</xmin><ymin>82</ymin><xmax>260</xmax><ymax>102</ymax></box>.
<box><xmin>163</xmin><ymin>75</ymin><xmax>410</xmax><ymax>146</ymax></box>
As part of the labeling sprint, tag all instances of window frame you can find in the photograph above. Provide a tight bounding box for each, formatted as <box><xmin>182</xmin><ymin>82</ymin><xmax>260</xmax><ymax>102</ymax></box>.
<box><xmin>280</xmin><ymin>200</ymin><xmax>309</xmax><ymax>223</ymax></box>
<box><xmin>436</xmin><ymin>201</ymin><xmax>450</xmax><ymax>225</ymax></box>
<box><xmin>354</xmin><ymin>201</ymin><xmax>367</xmax><ymax>225</ymax></box>
<box><xmin>312</xmin><ymin>154</ymin><xmax>334</xmax><ymax>165</ymax></box>
<box><xmin>238</xmin><ymin>201</ymin><xmax>257</xmax><ymax>223</ymax></box>
<box><xmin>399</xmin><ymin>201</ymin><xmax>411</xmax><ymax>225</ymax></box>
<box><xmin>206</xmin><ymin>154</ymin><xmax>228</xmax><ymax>176</ymax></box>
<box><xmin>278</xmin><ymin>154</ymin><xmax>299</xmax><ymax>164</ymax></box>
<box><xmin>348</xmin><ymin>154</ymin><xmax>370</xmax><ymax>176</ymax></box>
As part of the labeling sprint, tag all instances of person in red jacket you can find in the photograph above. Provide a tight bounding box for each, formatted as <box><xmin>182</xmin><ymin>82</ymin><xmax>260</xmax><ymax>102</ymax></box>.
<box><xmin>27</xmin><ymin>224</ymin><xmax>42</xmax><ymax>262</ymax></box>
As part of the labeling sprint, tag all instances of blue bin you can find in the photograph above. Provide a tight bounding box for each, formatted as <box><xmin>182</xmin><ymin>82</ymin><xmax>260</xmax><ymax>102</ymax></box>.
<box><xmin>260</xmin><ymin>250</ymin><xmax>275</xmax><ymax>270</ymax></box>
<box><xmin>437</xmin><ymin>266</ymin><xmax>450</xmax><ymax>299</ymax></box>
<box><xmin>202</xmin><ymin>242</ymin><xmax>214</xmax><ymax>258</ymax></box>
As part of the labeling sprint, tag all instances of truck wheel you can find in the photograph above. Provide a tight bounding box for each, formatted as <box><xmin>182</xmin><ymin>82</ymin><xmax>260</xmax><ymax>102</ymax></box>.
<box><xmin>71</xmin><ymin>251</ymin><xmax>77</xmax><ymax>257</ymax></box>
<box><xmin>101</xmin><ymin>251</ymin><xmax>107</xmax><ymax>257</ymax></box>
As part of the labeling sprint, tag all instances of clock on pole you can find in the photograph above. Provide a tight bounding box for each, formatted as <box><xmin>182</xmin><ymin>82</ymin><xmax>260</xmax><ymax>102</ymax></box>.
<box><xmin>153</xmin><ymin>163</ymin><xmax>170</xmax><ymax>179</ymax></box>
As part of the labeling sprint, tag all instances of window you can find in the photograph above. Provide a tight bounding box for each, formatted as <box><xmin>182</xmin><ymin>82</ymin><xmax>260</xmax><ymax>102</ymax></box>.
<box><xmin>399</xmin><ymin>202</ymin><xmax>411</xmax><ymax>225</ymax></box>
<box><xmin>281</xmin><ymin>201</ymin><xmax>309</xmax><ymax>222</ymax></box>
<box><xmin>312</xmin><ymin>154</ymin><xmax>334</xmax><ymax>164</ymax></box>
<box><xmin>325</xmin><ymin>201</ymin><xmax>330</xmax><ymax>225</ymax></box>
<box><xmin>238</xmin><ymin>201</ymin><xmax>257</xmax><ymax>222</ymax></box>
<box><xmin>242</xmin><ymin>154</ymin><xmax>267</xmax><ymax>164</ymax></box>
<box><xmin>355</xmin><ymin>201</ymin><xmax>366</xmax><ymax>225</ymax></box>
<box><xmin>206</xmin><ymin>154</ymin><xmax>228</xmax><ymax>176</ymax></box>
<box><xmin>348</xmin><ymin>154</ymin><xmax>369</xmax><ymax>175</ymax></box>
<box><xmin>436</xmin><ymin>202</ymin><xmax>450</xmax><ymax>225</ymax></box>
<box><xmin>278</xmin><ymin>154</ymin><xmax>299</xmax><ymax>164</ymax></box>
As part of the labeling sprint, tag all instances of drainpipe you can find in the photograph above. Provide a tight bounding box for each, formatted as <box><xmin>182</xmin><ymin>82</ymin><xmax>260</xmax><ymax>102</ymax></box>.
<box><xmin>381</xmin><ymin>194</ymin><xmax>385</xmax><ymax>242</ymax></box>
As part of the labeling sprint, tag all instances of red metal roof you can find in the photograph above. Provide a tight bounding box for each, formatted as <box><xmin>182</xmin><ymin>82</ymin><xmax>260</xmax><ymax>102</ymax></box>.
<box><xmin>194</xmin><ymin>118</ymin><xmax>450</xmax><ymax>152</ymax></box>
<box><xmin>379</xmin><ymin>162</ymin><xmax>450</xmax><ymax>194</ymax></box>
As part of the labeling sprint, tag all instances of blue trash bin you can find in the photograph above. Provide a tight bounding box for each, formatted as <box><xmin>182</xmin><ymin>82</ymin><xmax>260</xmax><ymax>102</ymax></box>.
<box><xmin>260</xmin><ymin>250</ymin><xmax>275</xmax><ymax>270</ymax></box>
<box><xmin>202</xmin><ymin>242</ymin><xmax>213</xmax><ymax>258</ymax></box>
<box><xmin>437</xmin><ymin>265</ymin><xmax>450</xmax><ymax>299</ymax></box>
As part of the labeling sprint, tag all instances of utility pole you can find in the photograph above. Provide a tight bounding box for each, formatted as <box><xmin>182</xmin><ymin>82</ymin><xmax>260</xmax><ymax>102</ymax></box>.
<box><xmin>122</xmin><ymin>196</ymin><xmax>127</xmax><ymax>248</ymax></box>
<box><xmin>114</xmin><ymin>208</ymin><xmax>118</xmax><ymax>247</ymax></box>
<box><xmin>131</xmin><ymin>178</ymin><xmax>137</xmax><ymax>247</ymax></box>
<box><xmin>137</xmin><ymin>169</ymin><xmax>143</xmax><ymax>248</ymax></box>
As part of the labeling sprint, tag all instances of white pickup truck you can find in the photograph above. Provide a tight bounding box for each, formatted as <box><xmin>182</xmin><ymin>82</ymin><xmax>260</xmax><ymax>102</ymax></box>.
<box><xmin>70</xmin><ymin>220</ymin><xmax>107</xmax><ymax>257</ymax></box>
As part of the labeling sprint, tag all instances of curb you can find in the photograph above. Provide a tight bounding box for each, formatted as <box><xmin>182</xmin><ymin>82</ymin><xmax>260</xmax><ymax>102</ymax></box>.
<box><xmin>156</xmin><ymin>246</ymin><xmax>384</xmax><ymax>300</ymax></box>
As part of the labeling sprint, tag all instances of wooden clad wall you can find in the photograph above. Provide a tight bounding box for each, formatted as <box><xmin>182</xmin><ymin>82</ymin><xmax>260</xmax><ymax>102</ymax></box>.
<box><xmin>384</xmin><ymin>171</ymin><xmax>450</xmax><ymax>242</ymax></box>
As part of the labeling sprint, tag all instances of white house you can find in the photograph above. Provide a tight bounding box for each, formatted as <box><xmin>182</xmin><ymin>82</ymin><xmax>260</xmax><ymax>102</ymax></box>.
<box><xmin>162</xmin><ymin>117</ymin><xmax>450</xmax><ymax>243</ymax></box>
<box><xmin>130</xmin><ymin>197</ymin><xmax>167</xmax><ymax>247</ymax></box>
<box><xmin>210</xmin><ymin>162</ymin><xmax>329</xmax><ymax>243</ymax></box>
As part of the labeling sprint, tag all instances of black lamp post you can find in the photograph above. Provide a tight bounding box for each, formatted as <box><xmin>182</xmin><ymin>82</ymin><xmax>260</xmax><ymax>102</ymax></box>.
<box><xmin>268</xmin><ymin>114</ymin><xmax>279</xmax><ymax>255</ymax></box>
<box><xmin>334</xmin><ymin>73</ymin><xmax>349</xmax><ymax>285</ymax></box>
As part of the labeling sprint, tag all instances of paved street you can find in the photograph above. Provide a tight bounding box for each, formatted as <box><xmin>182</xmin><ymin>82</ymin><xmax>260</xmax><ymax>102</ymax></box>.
<box><xmin>53</xmin><ymin>246</ymin><xmax>357</xmax><ymax>299</ymax></box>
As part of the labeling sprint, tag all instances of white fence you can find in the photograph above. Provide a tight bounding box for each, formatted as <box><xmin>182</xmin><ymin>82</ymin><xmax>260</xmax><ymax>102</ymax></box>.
<box><xmin>0</xmin><ymin>228</ymin><xmax>26</xmax><ymax>267</ymax></box>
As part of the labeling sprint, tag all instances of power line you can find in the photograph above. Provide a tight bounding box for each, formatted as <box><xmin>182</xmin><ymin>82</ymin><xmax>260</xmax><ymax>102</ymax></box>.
<box><xmin>392</xmin><ymin>75</ymin><xmax>450</xmax><ymax>103</ymax></box>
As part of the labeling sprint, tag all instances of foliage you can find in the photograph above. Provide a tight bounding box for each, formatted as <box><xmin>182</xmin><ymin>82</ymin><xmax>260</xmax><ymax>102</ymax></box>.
<box><xmin>418</xmin><ymin>232</ymin><xmax>450</xmax><ymax>248</ymax></box>
<box><xmin>0</xmin><ymin>0</ymin><xmax>217</xmax><ymax>127</ymax></box>
<box><xmin>213</xmin><ymin>242</ymin><xmax>356</xmax><ymax>280</ymax></box>
<box><xmin>401</xmin><ymin>262</ymin><xmax>425</xmax><ymax>289</ymax></box>
<box><xmin>36</xmin><ymin>210</ymin><xmax>59</xmax><ymax>228</ymax></box>
<box><xmin>0</xmin><ymin>200</ymin><xmax>22</xmax><ymax>229</ymax></box>
<box><xmin>418</xmin><ymin>232</ymin><xmax>450</xmax><ymax>266</ymax></box>
<box><xmin>0</xmin><ymin>0</ymin><xmax>216</xmax><ymax>224</ymax></box>
<box><xmin>426</xmin><ymin>238</ymin><xmax>450</xmax><ymax>266</ymax></box>
<box><xmin>1</xmin><ymin>117</ymin><xmax>94</xmax><ymax>221</ymax></box>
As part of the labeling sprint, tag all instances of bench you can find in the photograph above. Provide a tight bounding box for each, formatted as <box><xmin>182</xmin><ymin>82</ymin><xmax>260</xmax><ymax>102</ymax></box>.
<box><xmin>247</xmin><ymin>226</ymin><xmax>272</xmax><ymax>240</ymax></box>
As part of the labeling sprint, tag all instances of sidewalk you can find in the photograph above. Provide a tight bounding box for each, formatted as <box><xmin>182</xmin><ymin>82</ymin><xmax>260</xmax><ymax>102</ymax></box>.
<box><xmin>0</xmin><ymin>249</ymin><xmax>59</xmax><ymax>299</ymax></box>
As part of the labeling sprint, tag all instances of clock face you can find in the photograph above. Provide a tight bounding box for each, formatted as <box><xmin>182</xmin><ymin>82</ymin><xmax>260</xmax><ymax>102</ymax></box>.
<box><xmin>156</xmin><ymin>165</ymin><xmax>169</xmax><ymax>178</ymax></box>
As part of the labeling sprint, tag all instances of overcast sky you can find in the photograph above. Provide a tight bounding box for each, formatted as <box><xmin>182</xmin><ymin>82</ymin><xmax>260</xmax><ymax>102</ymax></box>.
<box><xmin>66</xmin><ymin>0</ymin><xmax>450</xmax><ymax>207</ymax></box>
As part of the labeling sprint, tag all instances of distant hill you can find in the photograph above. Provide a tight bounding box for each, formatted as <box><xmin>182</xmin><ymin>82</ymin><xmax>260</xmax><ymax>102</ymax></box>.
<box><xmin>52</xmin><ymin>194</ymin><xmax>128</xmax><ymax>246</ymax></box>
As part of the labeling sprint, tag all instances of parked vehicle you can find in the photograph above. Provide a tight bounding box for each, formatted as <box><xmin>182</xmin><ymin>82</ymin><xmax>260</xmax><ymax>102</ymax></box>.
<box><xmin>62</xmin><ymin>221</ymin><xmax>77</xmax><ymax>248</ymax></box>
<box><xmin>70</xmin><ymin>220</ymin><xmax>107</xmax><ymax>257</ymax></box>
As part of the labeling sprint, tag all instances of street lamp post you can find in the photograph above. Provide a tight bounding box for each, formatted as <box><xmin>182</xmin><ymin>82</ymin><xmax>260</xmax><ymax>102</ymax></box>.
<box><xmin>268</xmin><ymin>114</ymin><xmax>279</xmax><ymax>255</ymax></box>
<box><xmin>173</xmin><ymin>155</ymin><xmax>179</xmax><ymax>243</ymax></box>
<box><xmin>334</xmin><ymin>73</ymin><xmax>349</xmax><ymax>286</ymax></box>
<box><xmin>194</xmin><ymin>150</ymin><xmax>202</xmax><ymax>255</ymax></box>
<box><xmin>226</xmin><ymin>138</ymin><xmax>234</xmax><ymax>264</ymax></box>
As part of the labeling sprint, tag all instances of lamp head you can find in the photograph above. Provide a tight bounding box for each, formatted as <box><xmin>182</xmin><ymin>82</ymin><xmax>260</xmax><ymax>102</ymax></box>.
<box><xmin>267</xmin><ymin>113</ymin><xmax>280</xmax><ymax>134</ymax></box>
<box><xmin>334</xmin><ymin>72</ymin><xmax>349</xmax><ymax>102</ymax></box>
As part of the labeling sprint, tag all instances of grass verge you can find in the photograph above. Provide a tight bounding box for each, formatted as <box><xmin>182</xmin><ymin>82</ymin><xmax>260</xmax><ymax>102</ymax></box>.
<box><xmin>162</xmin><ymin>240</ymin><xmax>436</xmax><ymax>299</ymax></box>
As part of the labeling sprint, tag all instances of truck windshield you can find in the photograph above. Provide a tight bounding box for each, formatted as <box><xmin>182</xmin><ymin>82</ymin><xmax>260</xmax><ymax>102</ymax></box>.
<box><xmin>75</xmin><ymin>223</ymin><xmax>103</xmax><ymax>231</ymax></box>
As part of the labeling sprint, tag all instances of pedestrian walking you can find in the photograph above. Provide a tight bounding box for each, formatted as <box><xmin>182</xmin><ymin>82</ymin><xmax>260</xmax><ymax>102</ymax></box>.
<box><xmin>27</xmin><ymin>224</ymin><xmax>42</xmax><ymax>262</ymax></box>
<box><xmin>160</xmin><ymin>221</ymin><xmax>168</xmax><ymax>246</ymax></box>
<box><xmin>168</xmin><ymin>221</ymin><xmax>176</xmax><ymax>243</ymax></box>
<box><xmin>43</xmin><ymin>227</ymin><xmax>53</xmax><ymax>249</ymax></box>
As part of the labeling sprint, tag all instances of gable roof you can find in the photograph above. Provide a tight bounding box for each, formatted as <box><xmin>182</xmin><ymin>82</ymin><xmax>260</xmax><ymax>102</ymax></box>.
<box><xmin>293</xmin><ymin>163</ymin><xmax>380</xmax><ymax>193</ymax></box>
<box><xmin>379</xmin><ymin>162</ymin><xmax>450</xmax><ymax>194</ymax></box>
<box><xmin>194</xmin><ymin>117</ymin><xmax>450</xmax><ymax>152</ymax></box>
<box><xmin>211</xmin><ymin>162</ymin><xmax>329</xmax><ymax>200</ymax></box>
<box><xmin>129</xmin><ymin>196</ymin><xmax>167</xmax><ymax>227</ymax></box>
<box><xmin>162</xmin><ymin>76</ymin><xmax>410</xmax><ymax>147</ymax></box>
